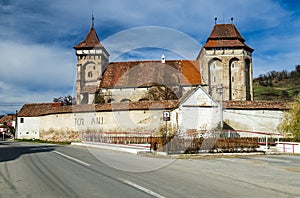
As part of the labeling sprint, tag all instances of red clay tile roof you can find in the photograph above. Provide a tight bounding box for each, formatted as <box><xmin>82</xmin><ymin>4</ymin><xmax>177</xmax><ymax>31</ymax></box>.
<box><xmin>224</xmin><ymin>100</ymin><xmax>289</xmax><ymax>110</ymax></box>
<box><xmin>181</xmin><ymin>60</ymin><xmax>201</xmax><ymax>85</ymax></box>
<box><xmin>73</xmin><ymin>27</ymin><xmax>103</xmax><ymax>49</ymax></box>
<box><xmin>18</xmin><ymin>100</ymin><xmax>288</xmax><ymax>117</ymax></box>
<box><xmin>0</xmin><ymin>114</ymin><xmax>16</xmax><ymax>124</ymax></box>
<box><xmin>208</xmin><ymin>24</ymin><xmax>245</xmax><ymax>40</ymax></box>
<box><xmin>204</xmin><ymin>24</ymin><xmax>253</xmax><ymax>52</ymax></box>
<box><xmin>18</xmin><ymin>101</ymin><xmax>179</xmax><ymax>116</ymax></box>
<box><xmin>18</xmin><ymin>103</ymin><xmax>62</xmax><ymax>117</ymax></box>
<box><xmin>100</xmin><ymin>60</ymin><xmax>201</xmax><ymax>88</ymax></box>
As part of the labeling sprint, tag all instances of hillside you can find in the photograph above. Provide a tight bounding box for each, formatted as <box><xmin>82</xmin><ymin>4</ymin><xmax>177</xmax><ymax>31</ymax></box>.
<box><xmin>253</xmin><ymin>68</ymin><xmax>300</xmax><ymax>101</ymax></box>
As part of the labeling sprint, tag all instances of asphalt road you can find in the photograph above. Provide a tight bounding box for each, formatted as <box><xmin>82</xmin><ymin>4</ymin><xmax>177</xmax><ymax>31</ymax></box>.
<box><xmin>1</xmin><ymin>141</ymin><xmax>300</xmax><ymax>198</ymax></box>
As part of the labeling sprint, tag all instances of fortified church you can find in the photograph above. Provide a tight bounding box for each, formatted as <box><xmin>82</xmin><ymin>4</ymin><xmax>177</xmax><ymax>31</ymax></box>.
<box><xmin>15</xmin><ymin>18</ymin><xmax>287</xmax><ymax>141</ymax></box>
<box><xmin>74</xmin><ymin>18</ymin><xmax>254</xmax><ymax>105</ymax></box>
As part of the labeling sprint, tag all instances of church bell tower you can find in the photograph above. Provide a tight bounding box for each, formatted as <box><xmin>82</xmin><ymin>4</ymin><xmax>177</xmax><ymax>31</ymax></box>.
<box><xmin>198</xmin><ymin>20</ymin><xmax>254</xmax><ymax>101</ymax></box>
<box><xmin>73</xmin><ymin>16</ymin><xmax>109</xmax><ymax>104</ymax></box>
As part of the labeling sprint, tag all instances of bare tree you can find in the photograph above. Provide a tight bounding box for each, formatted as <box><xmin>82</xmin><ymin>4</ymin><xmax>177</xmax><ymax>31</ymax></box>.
<box><xmin>53</xmin><ymin>95</ymin><xmax>74</xmax><ymax>106</ymax></box>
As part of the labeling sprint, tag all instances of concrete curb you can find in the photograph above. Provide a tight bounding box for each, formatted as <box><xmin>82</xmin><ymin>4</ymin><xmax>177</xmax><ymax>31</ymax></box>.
<box><xmin>71</xmin><ymin>142</ymin><xmax>283</xmax><ymax>157</ymax></box>
<box><xmin>71</xmin><ymin>142</ymin><xmax>150</xmax><ymax>154</ymax></box>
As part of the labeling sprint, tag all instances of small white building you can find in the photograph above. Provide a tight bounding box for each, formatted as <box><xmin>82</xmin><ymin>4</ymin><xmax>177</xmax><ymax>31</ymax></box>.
<box><xmin>16</xmin><ymin>103</ymin><xmax>55</xmax><ymax>139</ymax></box>
<box><xmin>174</xmin><ymin>86</ymin><xmax>220</xmax><ymax>134</ymax></box>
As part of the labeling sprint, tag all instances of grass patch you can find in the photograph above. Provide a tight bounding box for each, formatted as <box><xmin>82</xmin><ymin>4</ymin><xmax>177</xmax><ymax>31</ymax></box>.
<box><xmin>253</xmin><ymin>78</ymin><xmax>300</xmax><ymax>100</ymax></box>
<box><xmin>15</xmin><ymin>139</ymin><xmax>71</xmax><ymax>145</ymax></box>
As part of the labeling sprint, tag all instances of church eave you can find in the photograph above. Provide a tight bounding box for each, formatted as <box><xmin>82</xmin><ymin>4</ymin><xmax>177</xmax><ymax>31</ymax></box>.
<box><xmin>204</xmin><ymin>40</ymin><xmax>254</xmax><ymax>52</ymax></box>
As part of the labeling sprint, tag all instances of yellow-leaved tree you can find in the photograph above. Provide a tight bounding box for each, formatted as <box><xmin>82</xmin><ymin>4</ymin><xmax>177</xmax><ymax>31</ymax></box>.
<box><xmin>278</xmin><ymin>94</ymin><xmax>300</xmax><ymax>141</ymax></box>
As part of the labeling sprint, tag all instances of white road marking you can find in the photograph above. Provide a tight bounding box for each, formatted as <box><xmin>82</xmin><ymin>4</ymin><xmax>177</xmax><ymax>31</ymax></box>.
<box><xmin>120</xmin><ymin>178</ymin><xmax>165</xmax><ymax>198</ymax></box>
<box><xmin>53</xmin><ymin>151</ymin><xmax>90</xmax><ymax>167</ymax></box>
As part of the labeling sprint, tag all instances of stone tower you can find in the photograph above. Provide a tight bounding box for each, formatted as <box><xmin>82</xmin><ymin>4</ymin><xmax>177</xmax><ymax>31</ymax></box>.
<box><xmin>198</xmin><ymin>23</ymin><xmax>254</xmax><ymax>101</ymax></box>
<box><xmin>73</xmin><ymin>18</ymin><xmax>109</xmax><ymax>104</ymax></box>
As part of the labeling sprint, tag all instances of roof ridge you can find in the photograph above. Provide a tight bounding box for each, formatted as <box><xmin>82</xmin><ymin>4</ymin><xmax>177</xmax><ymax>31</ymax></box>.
<box><xmin>109</xmin><ymin>59</ymin><xmax>198</xmax><ymax>64</ymax></box>
<box><xmin>23</xmin><ymin>102</ymin><xmax>55</xmax><ymax>106</ymax></box>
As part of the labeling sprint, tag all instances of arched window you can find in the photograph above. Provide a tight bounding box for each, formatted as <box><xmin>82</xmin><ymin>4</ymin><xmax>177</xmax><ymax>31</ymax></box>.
<box><xmin>107</xmin><ymin>98</ymin><xmax>115</xmax><ymax>103</ymax></box>
<box><xmin>207</xmin><ymin>58</ymin><xmax>222</xmax><ymax>96</ymax></box>
<box><xmin>139</xmin><ymin>98</ymin><xmax>149</xmax><ymax>101</ymax></box>
<box><xmin>120</xmin><ymin>98</ymin><xmax>131</xmax><ymax>102</ymax></box>
<box><xmin>245</xmin><ymin>59</ymin><xmax>251</xmax><ymax>100</ymax></box>
<box><xmin>88</xmin><ymin>71</ymin><xmax>93</xmax><ymax>78</ymax></box>
<box><xmin>229</xmin><ymin>58</ymin><xmax>239</xmax><ymax>100</ymax></box>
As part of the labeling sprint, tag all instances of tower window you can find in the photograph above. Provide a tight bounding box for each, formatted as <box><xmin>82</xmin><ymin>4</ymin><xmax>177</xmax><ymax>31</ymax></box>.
<box><xmin>120</xmin><ymin>98</ymin><xmax>131</xmax><ymax>102</ymax></box>
<box><xmin>214</xmin><ymin>76</ymin><xmax>216</xmax><ymax>83</ymax></box>
<box><xmin>88</xmin><ymin>71</ymin><xmax>93</xmax><ymax>78</ymax></box>
<box><xmin>93</xmin><ymin>66</ymin><xmax>96</xmax><ymax>70</ymax></box>
<box><xmin>232</xmin><ymin>77</ymin><xmax>234</xmax><ymax>82</ymax></box>
<box><xmin>232</xmin><ymin>63</ymin><xmax>235</xmax><ymax>68</ymax></box>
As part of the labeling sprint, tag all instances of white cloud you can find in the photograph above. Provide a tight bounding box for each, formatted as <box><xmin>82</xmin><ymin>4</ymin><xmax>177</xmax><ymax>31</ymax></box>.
<box><xmin>0</xmin><ymin>41</ymin><xmax>76</xmax><ymax>113</ymax></box>
<box><xmin>0</xmin><ymin>41</ymin><xmax>76</xmax><ymax>88</ymax></box>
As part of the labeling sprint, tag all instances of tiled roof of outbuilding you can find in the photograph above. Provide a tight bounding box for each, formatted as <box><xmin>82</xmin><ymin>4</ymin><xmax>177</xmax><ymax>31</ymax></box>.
<box><xmin>224</xmin><ymin>100</ymin><xmax>289</xmax><ymax>110</ymax></box>
<box><xmin>17</xmin><ymin>103</ymin><xmax>63</xmax><ymax>117</ymax></box>
<box><xmin>17</xmin><ymin>101</ymin><xmax>179</xmax><ymax>117</ymax></box>
<box><xmin>18</xmin><ymin>100</ymin><xmax>289</xmax><ymax>117</ymax></box>
<box><xmin>43</xmin><ymin>100</ymin><xmax>179</xmax><ymax>115</ymax></box>
<box><xmin>100</xmin><ymin>60</ymin><xmax>201</xmax><ymax>88</ymax></box>
<box><xmin>0</xmin><ymin>114</ymin><xmax>16</xmax><ymax>124</ymax></box>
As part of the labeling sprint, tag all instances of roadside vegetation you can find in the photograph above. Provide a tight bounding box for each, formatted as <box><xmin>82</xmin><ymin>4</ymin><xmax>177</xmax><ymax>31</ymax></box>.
<box><xmin>278</xmin><ymin>94</ymin><xmax>300</xmax><ymax>141</ymax></box>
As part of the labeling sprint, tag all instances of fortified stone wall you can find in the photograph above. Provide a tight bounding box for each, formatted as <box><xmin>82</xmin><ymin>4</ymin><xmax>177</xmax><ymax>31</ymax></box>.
<box><xmin>38</xmin><ymin>109</ymin><xmax>169</xmax><ymax>142</ymax></box>
<box><xmin>224</xmin><ymin>109</ymin><xmax>284</xmax><ymax>133</ymax></box>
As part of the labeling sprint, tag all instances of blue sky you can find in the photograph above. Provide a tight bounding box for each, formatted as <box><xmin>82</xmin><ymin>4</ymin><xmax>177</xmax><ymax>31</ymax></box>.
<box><xmin>0</xmin><ymin>0</ymin><xmax>300</xmax><ymax>114</ymax></box>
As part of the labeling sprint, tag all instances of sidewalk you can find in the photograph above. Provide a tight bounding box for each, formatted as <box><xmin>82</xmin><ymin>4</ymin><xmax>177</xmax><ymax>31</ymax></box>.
<box><xmin>71</xmin><ymin>142</ymin><xmax>281</xmax><ymax>156</ymax></box>
<box><xmin>71</xmin><ymin>142</ymin><xmax>151</xmax><ymax>154</ymax></box>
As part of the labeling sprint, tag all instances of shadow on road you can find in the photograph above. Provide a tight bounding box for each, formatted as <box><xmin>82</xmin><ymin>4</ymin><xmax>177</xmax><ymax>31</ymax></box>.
<box><xmin>0</xmin><ymin>141</ymin><xmax>56</xmax><ymax>163</ymax></box>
